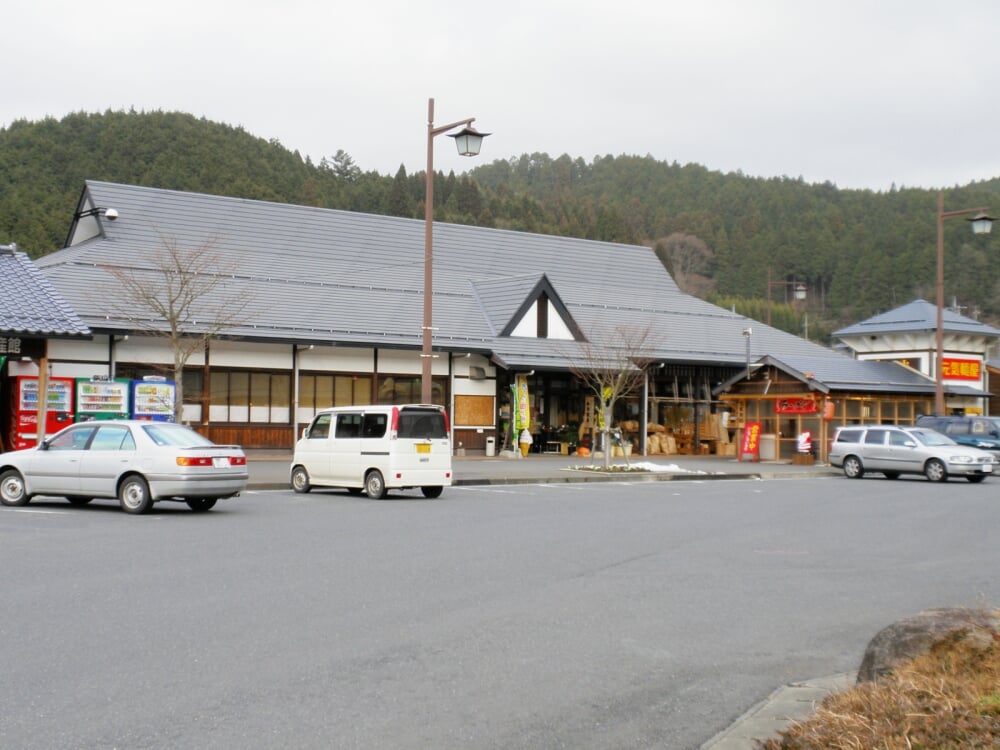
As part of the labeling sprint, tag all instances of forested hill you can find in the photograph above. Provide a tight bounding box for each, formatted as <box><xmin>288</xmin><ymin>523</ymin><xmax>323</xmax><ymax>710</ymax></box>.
<box><xmin>2</xmin><ymin>109</ymin><xmax>999</xmax><ymax>339</ymax></box>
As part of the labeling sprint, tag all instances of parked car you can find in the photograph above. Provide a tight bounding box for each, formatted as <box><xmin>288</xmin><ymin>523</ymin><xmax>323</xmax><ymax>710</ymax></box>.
<box><xmin>828</xmin><ymin>425</ymin><xmax>996</xmax><ymax>482</ymax></box>
<box><xmin>0</xmin><ymin>421</ymin><xmax>248</xmax><ymax>514</ymax></box>
<box><xmin>291</xmin><ymin>404</ymin><xmax>452</xmax><ymax>499</ymax></box>
<box><xmin>914</xmin><ymin>415</ymin><xmax>1000</xmax><ymax>458</ymax></box>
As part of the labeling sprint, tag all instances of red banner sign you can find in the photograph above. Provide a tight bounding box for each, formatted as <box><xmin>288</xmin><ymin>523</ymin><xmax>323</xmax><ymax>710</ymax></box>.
<box><xmin>740</xmin><ymin>421</ymin><xmax>762</xmax><ymax>462</ymax></box>
<box><xmin>774</xmin><ymin>398</ymin><xmax>818</xmax><ymax>414</ymax></box>
<box><xmin>942</xmin><ymin>358</ymin><xmax>981</xmax><ymax>381</ymax></box>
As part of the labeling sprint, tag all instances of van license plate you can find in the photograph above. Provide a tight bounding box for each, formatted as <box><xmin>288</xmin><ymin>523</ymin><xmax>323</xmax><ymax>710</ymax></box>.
<box><xmin>416</xmin><ymin>444</ymin><xmax>431</xmax><ymax>454</ymax></box>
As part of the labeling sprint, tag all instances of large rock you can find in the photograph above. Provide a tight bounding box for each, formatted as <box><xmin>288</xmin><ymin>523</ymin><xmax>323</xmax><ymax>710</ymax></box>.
<box><xmin>857</xmin><ymin>607</ymin><xmax>1000</xmax><ymax>683</ymax></box>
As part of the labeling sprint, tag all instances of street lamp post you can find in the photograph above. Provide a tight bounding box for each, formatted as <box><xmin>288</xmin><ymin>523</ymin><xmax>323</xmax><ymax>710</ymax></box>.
<box><xmin>766</xmin><ymin>269</ymin><xmax>807</xmax><ymax>326</ymax></box>
<box><xmin>422</xmin><ymin>98</ymin><xmax>489</xmax><ymax>404</ymax></box>
<box><xmin>933</xmin><ymin>191</ymin><xmax>994</xmax><ymax>415</ymax></box>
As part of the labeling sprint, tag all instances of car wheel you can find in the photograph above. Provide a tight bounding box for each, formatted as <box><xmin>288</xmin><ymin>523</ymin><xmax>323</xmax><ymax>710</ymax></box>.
<box><xmin>924</xmin><ymin>458</ymin><xmax>948</xmax><ymax>483</ymax></box>
<box><xmin>365</xmin><ymin>470</ymin><xmax>387</xmax><ymax>500</ymax></box>
<box><xmin>0</xmin><ymin>469</ymin><xmax>30</xmax><ymax>506</ymax></box>
<box><xmin>843</xmin><ymin>455</ymin><xmax>864</xmax><ymax>479</ymax></box>
<box><xmin>421</xmin><ymin>486</ymin><xmax>444</xmax><ymax>498</ymax></box>
<box><xmin>186</xmin><ymin>498</ymin><xmax>217</xmax><ymax>512</ymax></box>
<box><xmin>882</xmin><ymin>472</ymin><xmax>900</xmax><ymax>480</ymax></box>
<box><xmin>967</xmin><ymin>475</ymin><xmax>987</xmax><ymax>484</ymax></box>
<box><xmin>291</xmin><ymin>466</ymin><xmax>311</xmax><ymax>493</ymax></box>
<box><xmin>66</xmin><ymin>497</ymin><xmax>93</xmax><ymax>505</ymax></box>
<box><xmin>119</xmin><ymin>475</ymin><xmax>153</xmax><ymax>514</ymax></box>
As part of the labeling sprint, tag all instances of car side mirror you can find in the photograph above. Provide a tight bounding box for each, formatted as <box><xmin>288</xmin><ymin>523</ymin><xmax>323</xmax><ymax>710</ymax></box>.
<box><xmin>903</xmin><ymin>440</ymin><xmax>917</xmax><ymax>448</ymax></box>
<box><xmin>302</xmin><ymin>426</ymin><xmax>310</xmax><ymax>439</ymax></box>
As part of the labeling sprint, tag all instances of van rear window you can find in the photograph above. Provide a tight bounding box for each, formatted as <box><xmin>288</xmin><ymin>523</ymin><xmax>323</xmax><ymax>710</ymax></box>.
<box><xmin>397</xmin><ymin>409</ymin><xmax>447</xmax><ymax>439</ymax></box>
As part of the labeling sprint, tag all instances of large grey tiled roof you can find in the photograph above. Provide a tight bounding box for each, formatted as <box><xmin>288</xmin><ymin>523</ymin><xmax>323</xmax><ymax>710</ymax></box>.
<box><xmin>0</xmin><ymin>245</ymin><xmax>90</xmax><ymax>338</ymax></box>
<box><xmin>470</xmin><ymin>274</ymin><xmax>544</xmax><ymax>336</ymax></box>
<box><xmin>833</xmin><ymin>299</ymin><xmax>1000</xmax><ymax>339</ymax></box>
<box><xmin>36</xmin><ymin>181</ymin><xmax>852</xmax><ymax>369</ymax></box>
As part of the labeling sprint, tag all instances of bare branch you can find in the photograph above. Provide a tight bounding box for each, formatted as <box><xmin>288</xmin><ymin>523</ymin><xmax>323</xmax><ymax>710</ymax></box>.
<box><xmin>562</xmin><ymin>322</ymin><xmax>662</xmax><ymax>468</ymax></box>
<box><xmin>103</xmin><ymin>234</ymin><xmax>256</xmax><ymax>420</ymax></box>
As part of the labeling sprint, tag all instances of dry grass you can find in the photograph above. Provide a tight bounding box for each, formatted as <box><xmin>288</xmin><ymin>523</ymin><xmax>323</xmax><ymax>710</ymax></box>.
<box><xmin>758</xmin><ymin>631</ymin><xmax>1000</xmax><ymax>749</ymax></box>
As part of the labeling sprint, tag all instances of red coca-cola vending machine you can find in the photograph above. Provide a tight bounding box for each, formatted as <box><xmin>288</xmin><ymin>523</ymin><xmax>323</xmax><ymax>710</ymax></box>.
<box><xmin>8</xmin><ymin>376</ymin><xmax>75</xmax><ymax>450</ymax></box>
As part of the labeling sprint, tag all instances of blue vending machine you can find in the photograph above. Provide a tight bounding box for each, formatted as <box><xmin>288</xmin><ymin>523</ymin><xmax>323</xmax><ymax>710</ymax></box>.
<box><xmin>130</xmin><ymin>377</ymin><xmax>176</xmax><ymax>422</ymax></box>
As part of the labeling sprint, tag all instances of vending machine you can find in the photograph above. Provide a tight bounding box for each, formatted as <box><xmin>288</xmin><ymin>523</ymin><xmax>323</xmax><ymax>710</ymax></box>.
<box><xmin>75</xmin><ymin>377</ymin><xmax>131</xmax><ymax>421</ymax></box>
<box><xmin>131</xmin><ymin>377</ymin><xmax>176</xmax><ymax>422</ymax></box>
<box><xmin>8</xmin><ymin>376</ymin><xmax>76</xmax><ymax>449</ymax></box>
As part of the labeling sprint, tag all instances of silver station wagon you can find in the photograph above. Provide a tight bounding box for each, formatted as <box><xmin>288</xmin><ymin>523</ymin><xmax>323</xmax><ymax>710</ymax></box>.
<box><xmin>828</xmin><ymin>425</ymin><xmax>996</xmax><ymax>483</ymax></box>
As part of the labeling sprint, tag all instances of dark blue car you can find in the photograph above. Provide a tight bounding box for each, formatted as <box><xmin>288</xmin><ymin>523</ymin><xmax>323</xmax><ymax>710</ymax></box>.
<box><xmin>915</xmin><ymin>415</ymin><xmax>1000</xmax><ymax>459</ymax></box>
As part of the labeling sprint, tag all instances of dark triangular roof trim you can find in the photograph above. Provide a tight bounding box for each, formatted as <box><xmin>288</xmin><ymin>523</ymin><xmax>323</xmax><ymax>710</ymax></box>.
<box><xmin>499</xmin><ymin>274</ymin><xmax>585</xmax><ymax>340</ymax></box>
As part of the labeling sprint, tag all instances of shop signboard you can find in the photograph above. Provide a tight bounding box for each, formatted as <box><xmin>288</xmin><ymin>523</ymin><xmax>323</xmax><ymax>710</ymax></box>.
<box><xmin>514</xmin><ymin>374</ymin><xmax>530</xmax><ymax>433</ymax></box>
<box><xmin>774</xmin><ymin>398</ymin><xmax>818</xmax><ymax>414</ymax></box>
<box><xmin>942</xmin><ymin>358</ymin><xmax>981</xmax><ymax>381</ymax></box>
<box><xmin>739</xmin><ymin>421</ymin><xmax>762</xmax><ymax>462</ymax></box>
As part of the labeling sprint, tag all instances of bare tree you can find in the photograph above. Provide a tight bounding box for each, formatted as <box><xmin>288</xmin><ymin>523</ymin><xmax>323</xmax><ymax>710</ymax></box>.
<box><xmin>653</xmin><ymin>233</ymin><xmax>716</xmax><ymax>297</ymax></box>
<box><xmin>105</xmin><ymin>236</ymin><xmax>255</xmax><ymax>421</ymax></box>
<box><xmin>566</xmin><ymin>322</ymin><xmax>660</xmax><ymax>469</ymax></box>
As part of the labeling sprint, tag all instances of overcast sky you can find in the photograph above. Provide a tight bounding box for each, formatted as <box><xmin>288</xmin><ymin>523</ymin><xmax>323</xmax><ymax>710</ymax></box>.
<box><xmin>6</xmin><ymin>1</ymin><xmax>1000</xmax><ymax>192</ymax></box>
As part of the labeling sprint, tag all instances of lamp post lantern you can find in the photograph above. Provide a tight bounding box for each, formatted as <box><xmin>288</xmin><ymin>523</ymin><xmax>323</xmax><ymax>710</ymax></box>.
<box><xmin>933</xmin><ymin>191</ymin><xmax>994</xmax><ymax>415</ymax></box>
<box><xmin>422</xmin><ymin>98</ymin><xmax>490</xmax><ymax>404</ymax></box>
<box><xmin>766</xmin><ymin>269</ymin><xmax>807</xmax><ymax>326</ymax></box>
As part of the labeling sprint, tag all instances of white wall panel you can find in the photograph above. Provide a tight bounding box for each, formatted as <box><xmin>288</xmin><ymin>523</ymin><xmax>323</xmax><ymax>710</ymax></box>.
<box><xmin>450</xmin><ymin>353</ymin><xmax>495</xmax><ymax>378</ymax></box>
<box><xmin>297</xmin><ymin>346</ymin><xmax>373</xmax><ymax>371</ymax></box>
<box><xmin>453</xmin><ymin>377</ymin><xmax>496</xmax><ymax>397</ymax></box>
<box><xmin>115</xmin><ymin>336</ymin><xmax>201</xmax><ymax>366</ymax></box>
<box><xmin>47</xmin><ymin>336</ymin><xmax>110</xmax><ymax>361</ymax></box>
<box><xmin>378</xmin><ymin>349</ymin><xmax>431</xmax><ymax>375</ymax></box>
<box><xmin>51</xmin><ymin>362</ymin><xmax>113</xmax><ymax>378</ymax></box>
<box><xmin>209</xmin><ymin>340</ymin><xmax>291</xmax><ymax>369</ymax></box>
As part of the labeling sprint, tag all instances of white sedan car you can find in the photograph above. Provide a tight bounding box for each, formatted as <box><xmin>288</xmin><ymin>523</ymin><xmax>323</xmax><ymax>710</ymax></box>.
<box><xmin>0</xmin><ymin>421</ymin><xmax>248</xmax><ymax>514</ymax></box>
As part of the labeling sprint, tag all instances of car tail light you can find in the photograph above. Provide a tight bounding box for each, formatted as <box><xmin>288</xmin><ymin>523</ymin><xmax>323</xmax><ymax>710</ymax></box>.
<box><xmin>230</xmin><ymin>456</ymin><xmax>247</xmax><ymax>466</ymax></box>
<box><xmin>176</xmin><ymin>456</ymin><xmax>213</xmax><ymax>467</ymax></box>
<box><xmin>389</xmin><ymin>406</ymin><xmax>399</xmax><ymax>440</ymax></box>
<box><xmin>442</xmin><ymin>409</ymin><xmax>451</xmax><ymax>438</ymax></box>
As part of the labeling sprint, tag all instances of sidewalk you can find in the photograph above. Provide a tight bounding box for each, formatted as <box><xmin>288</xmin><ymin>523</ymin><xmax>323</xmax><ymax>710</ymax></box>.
<box><xmin>699</xmin><ymin>673</ymin><xmax>855</xmax><ymax>750</ymax></box>
<box><xmin>244</xmin><ymin>449</ymin><xmax>842</xmax><ymax>749</ymax></box>
<box><xmin>245</xmin><ymin>449</ymin><xmax>835</xmax><ymax>490</ymax></box>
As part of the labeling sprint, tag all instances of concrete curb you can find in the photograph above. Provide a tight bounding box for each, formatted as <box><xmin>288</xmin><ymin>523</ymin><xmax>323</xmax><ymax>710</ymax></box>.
<box><xmin>244</xmin><ymin>454</ymin><xmax>835</xmax><ymax>491</ymax></box>
<box><xmin>245</xmin><ymin>471</ymin><xmax>825</xmax><ymax>491</ymax></box>
<box><xmin>700</xmin><ymin>673</ymin><xmax>854</xmax><ymax>749</ymax></box>
<box><xmin>450</xmin><ymin>469</ymin><xmax>765</xmax><ymax>487</ymax></box>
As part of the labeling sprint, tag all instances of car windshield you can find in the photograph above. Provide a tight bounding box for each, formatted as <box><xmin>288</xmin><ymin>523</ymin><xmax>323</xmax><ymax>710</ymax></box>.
<box><xmin>141</xmin><ymin>423</ymin><xmax>216</xmax><ymax>447</ymax></box>
<box><xmin>908</xmin><ymin>429</ymin><xmax>955</xmax><ymax>447</ymax></box>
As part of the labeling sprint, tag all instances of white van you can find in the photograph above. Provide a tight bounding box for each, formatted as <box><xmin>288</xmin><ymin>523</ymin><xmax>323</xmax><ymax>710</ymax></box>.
<box><xmin>290</xmin><ymin>404</ymin><xmax>453</xmax><ymax>499</ymax></box>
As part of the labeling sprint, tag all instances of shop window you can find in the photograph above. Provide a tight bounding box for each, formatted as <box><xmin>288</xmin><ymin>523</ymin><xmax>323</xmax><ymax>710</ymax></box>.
<box><xmin>377</xmin><ymin>375</ymin><xmax>445</xmax><ymax>405</ymax></box>
<box><xmin>208</xmin><ymin>370</ymin><xmax>291</xmax><ymax>424</ymax></box>
<box><xmin>297</xmin><ymin>374</ymin><xmax>372</xmax><ymax>422</ymax></box>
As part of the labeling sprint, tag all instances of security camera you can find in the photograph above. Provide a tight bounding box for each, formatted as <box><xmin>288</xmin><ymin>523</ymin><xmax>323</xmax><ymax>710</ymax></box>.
<box><xmin>104</xmin><ymin>208</ymin><xmax>119</xmax><ymax>221</ymax></box>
